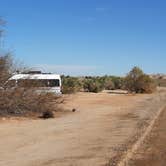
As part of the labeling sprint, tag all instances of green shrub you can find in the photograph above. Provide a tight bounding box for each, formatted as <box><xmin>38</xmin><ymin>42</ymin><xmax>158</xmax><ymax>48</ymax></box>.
<box><xmin>61</xmin><ymin>76</ymin><xmax>82</xmax><ymax>94</ymax></box>
<box><xmin>83</xmin><ymin>78</ymin><xmax>103</xmax><ymax>93</ymax></box>
<box><xmin>61</xmin><ymin>75</ymin><xmax>125</xmax><ymax>93</ymax></box>
<box><xmin>104</xmin><ymin>79</ymin><xmax>115</xmax><ymax>90</ymax></box>
<box><xmin>110</xmin><ymin>76</ymin><xmax>125</xmax><ymax>89</ymax></box>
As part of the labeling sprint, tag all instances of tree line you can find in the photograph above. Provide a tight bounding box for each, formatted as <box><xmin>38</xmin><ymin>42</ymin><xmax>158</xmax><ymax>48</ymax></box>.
<box><xmin>61</xmin><ymin>67</ymin><xmax>157</xmax><ymax>94</ymax></box>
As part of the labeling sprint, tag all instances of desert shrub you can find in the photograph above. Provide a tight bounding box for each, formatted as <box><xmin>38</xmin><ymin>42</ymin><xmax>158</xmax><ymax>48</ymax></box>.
<box><xmin>104</xmin><ymin>79</ymin><xmax>115</xmax><ymax>90</ymax></box>
<box><xmin>136</xmin><ymin>74</ymin><xmax>157</xmax><ymax>93</ymax></box>
<box><xmin>0</xmin><ymin>55</ymin><xmax>63</xmax><ymax>117</ymax></box>
<box><xmin>94</xmin><ymin>75</ymin><xmax>124</xmax><ymax>90</ymax></box>
<box><xmin>0</xmin><ymin>87</ymin><xmax>62</xmax><ymax>116</ymax></box>
<box><xmin>61</xmin><ymin>75</ymin><xmax>125</xmax><ymax>94</ymax></box>
<box><xmin>110</xmin><ymin>76</ymin><xmax>125</xmax><ymax>89</ymax></box>
<box><xmin>83</xmin><ymin>78</ymin><xmax>104</xmax><ymax>93</ymax></box>
<box><xmin>85</xmin><ymin>76</ymin><xmax>125</xmax><ymax>91</ymax></box>
<box><xmin>125</xmin><ymin>67</ymin><xmax>156</xmax><ymax>93</ymax></box>
<box><xmin>61</xmin><ymin>76</ymin><xmax>82</xmax><ymax>94</ymax></box>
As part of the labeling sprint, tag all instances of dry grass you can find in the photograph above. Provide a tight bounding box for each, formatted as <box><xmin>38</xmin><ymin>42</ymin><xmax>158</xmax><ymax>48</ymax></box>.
<box><xmin>0</xmin><ymin>55</ymin><xmax>64</xmax><ymax>118</ymax></box>
<box><xmin>0</xmin><ymin>88</ymin><xmax>63</xmax><ymax>117</ymax></box>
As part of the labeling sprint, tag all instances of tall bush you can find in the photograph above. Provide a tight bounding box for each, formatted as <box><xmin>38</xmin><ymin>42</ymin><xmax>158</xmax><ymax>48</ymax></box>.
<box><xmin>0</xmin><ymin>88</ymin><xmax>62</xmax><ymax>116</ymax></box>
<box><xmin>125</xmin><ymin>67</ymin><xmax>156</xmax><ymax>93</ymax></box>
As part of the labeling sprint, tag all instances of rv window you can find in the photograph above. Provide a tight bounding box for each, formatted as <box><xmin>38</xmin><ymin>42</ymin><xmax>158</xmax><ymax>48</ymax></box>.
<box><xmin>48</xmin><ymin>79</ymin><xmax>60</xmax><ymax>87</ymax></box>
<box><xmin>17</xmin><ymin>79</ymin><xmax>60</xmax><ymax>87</ymax></box>
<box><xmin>17</xmin><ymin>80</ymin><xmax>46</xmax><ymax>87</ymax></box>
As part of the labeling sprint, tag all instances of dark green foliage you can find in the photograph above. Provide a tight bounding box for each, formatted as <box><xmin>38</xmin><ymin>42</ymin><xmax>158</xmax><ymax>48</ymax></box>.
<box><xmin>61</xmin><ymin>75</ymin><xmax>125</xmax><ymax>94</ymax></box>
<box><xmin>110</xmin><ymin>76</ymin><xmax>125</xmax><ymax>89</ymax></box>
<box><xmin>61</xmin><ymin>67</ymin><xmax>156</xmax><ymax>94</ymax></box>
<box><xmin>83</xmin><ymin>78</ymin><xmax>104</xmax><ymax>93</ymax></box>
<box><xmin>61</xmin><ymin>75</ymin><xmax>82</xmax><ymax>94</ymax></box>
<box><xmin>104</xmin><ymin>78</ymin><xmax>115</xmax><ymax>90</ymax></box>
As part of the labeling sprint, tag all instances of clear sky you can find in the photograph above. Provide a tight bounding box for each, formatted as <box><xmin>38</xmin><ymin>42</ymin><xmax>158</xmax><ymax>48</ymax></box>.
<box><xmin>0</xmin><ymin>0</ymin><xmax>166</xmax><ymax>76</ymax></box>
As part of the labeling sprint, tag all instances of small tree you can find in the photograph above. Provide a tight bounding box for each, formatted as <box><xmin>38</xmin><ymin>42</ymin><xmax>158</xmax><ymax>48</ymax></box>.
<box><xmin>0</xmin><ymin>54</ymin><xmax>12</xmax><ymax>86</ymax></box>
<box><xmin>125</xmin><ymin>67</ymin><xmax>156</xmax><ymax>93</ymax></box>
<box><xmin>0</xmin><ymin>19</ymin><xmax>11</xmax><ymax>86</ymax></box>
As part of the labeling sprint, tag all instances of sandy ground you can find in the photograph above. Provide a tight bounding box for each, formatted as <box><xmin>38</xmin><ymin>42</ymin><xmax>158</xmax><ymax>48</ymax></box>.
<box><xmin>0</xmin><ymin>89</ymin><xmax>166</xmax><ymax>166</ymax></box>
<box><xmin>128</xmin><ymin>106</ymin><xmax>166</xmax><ymax>166</ymax></box>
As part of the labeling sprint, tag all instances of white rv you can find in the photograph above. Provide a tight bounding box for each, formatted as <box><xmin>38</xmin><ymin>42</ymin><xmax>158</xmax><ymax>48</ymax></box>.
<box><xmin>7</xmin><ymin>73</ymin><xmax>62</xmax><ymax>94</ymax></box>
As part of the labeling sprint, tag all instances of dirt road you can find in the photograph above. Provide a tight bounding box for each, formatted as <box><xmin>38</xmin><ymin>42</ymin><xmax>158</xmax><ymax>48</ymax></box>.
<box><xmin>0</xmin><ymin>89</ymin><xmax>166</xmax><ymax>166</ymax></box>
<box><xmin>128</xmin><ymin>106</ymin><xmax>166</xmax><ymax>166</ymax></box>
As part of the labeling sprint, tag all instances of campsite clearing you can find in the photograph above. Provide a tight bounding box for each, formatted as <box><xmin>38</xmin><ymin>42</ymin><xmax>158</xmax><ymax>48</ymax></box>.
<box><xmin>0</xmin><ymin>88</ymin><xmax>166</xmax><ymax>166</ymax></box>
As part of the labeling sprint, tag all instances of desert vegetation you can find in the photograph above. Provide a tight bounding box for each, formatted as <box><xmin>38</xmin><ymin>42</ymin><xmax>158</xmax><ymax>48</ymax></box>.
<box><xmin>61</xmin><ymin>75</ymin><xmax>125</xmax><ymax>94</ymax></box>
<box><xmin>61</xmin><ymin>75</ymin><xmax>82</xmax><ymax>94</ymax></box>
<box><xmin>125</xmin><ymin>67</ymin><xmax>156</xmax><ymax>93</ymax></box>
<box><xmin>61</xmin><ymin>68</ymin><xmax>156</xmax><ymax>94</ymax></box>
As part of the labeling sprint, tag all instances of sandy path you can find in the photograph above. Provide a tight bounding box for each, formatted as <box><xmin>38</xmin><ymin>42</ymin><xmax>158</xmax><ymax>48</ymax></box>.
<box><xmin>128</xmin><ymin>106</ymin><xmax>166</xmax><ymax>166</ymax></box>
<box><xmin>0</xmin><ymin>89</ymin><xmax>166</xmax><ymax>166</ymax></box>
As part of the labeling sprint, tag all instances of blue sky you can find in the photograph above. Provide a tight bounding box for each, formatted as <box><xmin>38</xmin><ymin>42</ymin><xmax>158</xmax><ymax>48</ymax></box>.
<box><xmin>0</xmin><ymin>0</ymin><xmax>166</xmax><ymax>76</ymax></box>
